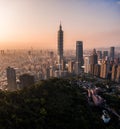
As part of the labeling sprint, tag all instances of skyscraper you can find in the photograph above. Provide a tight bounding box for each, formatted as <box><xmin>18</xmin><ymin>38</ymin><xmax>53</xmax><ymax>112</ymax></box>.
<box><xmin>84</xmin><ymin>56</ymin><xmax>90</xmax><ymax>73</ymax></box>
<box><xmin>19</xmin><ymin>74</ymin><xmax>35</xmax><ymax>88</ymax></box>
<box><xmin>110</xmin><ymin>46</ymin><xmax>115</xmax><ymax>61</ymax></box>
<box><xmin>100</xmin><ymin>59</ymin><xmax>110</xmax><ymax>79</ymax></box>
<box><xmin>6</xmin><ymin>67</ymin><xmax>17</xmax><ymax>91</ymax></box>
<box><xmin>111</xmin><ymin>64</ymin><xmax>118</xmax><ymax>81</ymax></box>
<box><xmin>57</xmin><ymin>23</ymin><xmax>63</xmax><ymax>64</ymax></box>
<box><xmin>103</xmin><ymin>51</ymin><xmax>108</xmax><ymax>59</ymax></box>
<box><xmin>68</xmin><ymin>60</ymin><xmax>74</xmax><ymax>73</ymax></box>
<box><xmin>89</xmin><ymin>49</ymin><xmax>98</xmax><ymax>65</ymax></box>
<box><xmin>89</xmin><ymin>49</ymin><xmax>98</xmax><ymax>75</ymax></box>
<box><xmin>76</xmin><ymin>41</ymin><xmax>83</xmax><ymax>65</ymax></box>
<box><xmin>97</xmin><ymin>51</ymin><xmax>102</xmax><ymax>60</ymax></box>
<box><xmin>116</xmin><ymin>65</ymin><xmax>120</xmax><ymax>83</ymax></box>
<box><xmin>75</xmin><ymin>41</ymin><xmax>83</xmax><ymax>75</ymax></box>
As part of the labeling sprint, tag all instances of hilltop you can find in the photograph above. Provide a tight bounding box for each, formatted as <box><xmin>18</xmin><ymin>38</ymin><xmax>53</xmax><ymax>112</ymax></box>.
<box><xmin>0</xmin><ymin>78</ymin><xmax>120</xmax><ymax>129</ymax></box>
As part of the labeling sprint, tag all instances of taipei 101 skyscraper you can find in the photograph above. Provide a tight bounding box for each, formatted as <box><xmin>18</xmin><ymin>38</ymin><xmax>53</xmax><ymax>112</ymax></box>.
<box><xmin>57</xmin><ymin>23</ymin><xmax>63</xmax><ymax>64</ymax></box>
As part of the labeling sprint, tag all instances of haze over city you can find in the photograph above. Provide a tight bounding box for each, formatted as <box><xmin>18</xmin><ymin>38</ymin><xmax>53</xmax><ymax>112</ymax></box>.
<box><xmin>0</xmin><ymin>0</ymin><xmax>120</xmax><ymax>49</ymax></box>
<box><xmin>0</xmin><ymin>1</ymin><xmax>120</xmax><ymax>128</ymax></box>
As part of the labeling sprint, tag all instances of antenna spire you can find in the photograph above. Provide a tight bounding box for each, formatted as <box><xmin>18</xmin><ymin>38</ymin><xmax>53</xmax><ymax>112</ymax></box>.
<box><xmin>59</xmin><ymin>21</ymin><xmax>62</xmax><ymax>30</ymax></box>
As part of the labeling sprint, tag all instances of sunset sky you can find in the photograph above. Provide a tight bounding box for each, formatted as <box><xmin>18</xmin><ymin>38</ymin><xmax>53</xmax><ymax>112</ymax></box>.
<box><xmin>0</xmin><ymin>0</ymin><xmax>120</xmax><ymax>50</ymax></box>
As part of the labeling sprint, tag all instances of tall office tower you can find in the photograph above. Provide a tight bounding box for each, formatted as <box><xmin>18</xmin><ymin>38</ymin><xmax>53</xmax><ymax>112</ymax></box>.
<box><xmin>114</xmin><ymin>58</ymin><xmax>119</xmax><ymax>64</ymax></box>
<box><xmin>84</xmin><ymin>56</ymin><xmax>90</xmax><ymax>73</ymax></box>
<box><xmin>75</xmin><ymin>41</ymin><xmax>83</xmax><ymax>75</ymax></box>
<box><xmin>50</xmin><ymin>66</ymin><xmax>55</xmax><ymax>77</ymax></box>
<box><xmin>61</xmin><ymin>59</ymin><xmax>66</xmax><ymax>71</ymax></box>
<box><xmin>94</xmin><ymin>64</ymin><xmax>100</xmax><ymax>77</ymax></box>
<box><xmin>118</xmin><ymin>52</ymin><xmax>120</xmax><ymax>57</ymax></box>
<box><xmin>6</xmin><ymin>67</ymin><xmax>17</xmax><ymax>91</ymax></box>
<box><xmin>19</xmin><ymin>74</ymin><xmax>35</xmax><ymax>88</ymax></box>
<box><xmin>89</xmin><ymin>49</ymin><xmax>98</xmax><ymax>64</ymax></box>
<box><xmin>111</xmin><ymin>64</ymin><xmax>118</xmax><ymax>81</ymax></box>
<box><xmin>89</xmin><ymin>49</ymin><xmax>98</xmax><ymax>75</ymax></box>
<box><xmin>68</xmin><ymin>60</ymin><xmax>74</xmax><ymax>73</ymax></box>
<box><xmin>57</xmin><ymin>23</ymin><xmax>63</xmax><ymax>64</ymax></box>
<box><xmin>100</xmin><ymin>59</ymin><xmax>110</xmax><ymax>79</ymax></box>
<box><xmin>97</xmin><ymin>51</ymin><xmax>102</xmax><ymax>60</ymax></box>
<box><xmin>103</xmin><ymin>51</ymin><xmax>108</xmax><ymax>59</ymax></box>
<box><xmin>76</xmin><ymin>41</ymin><xmax>83</xmax><ymax>65</ymax></box>
<box><xmin>45</xmin><ymin>67</ymin><xmax>50</xmax><ymax>79</ymax></box>
<box><xmin>118</xmin><ymin>53</ymin><xmax>120</xmax><ymax>62</ymax></box>
<box><xmin>116</xmin><ymin>65</ymin><xmax>120</xmax><ymax>83</ymax></box>
<box><xmin>110</xmin><ymin>46</ymin><xmax>115</xmax><ymax>61</ymax></box>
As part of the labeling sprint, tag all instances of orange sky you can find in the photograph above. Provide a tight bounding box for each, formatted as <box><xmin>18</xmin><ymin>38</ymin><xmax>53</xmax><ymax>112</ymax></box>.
<box><xmin>0</xmin><ymin>0</ymin><xmax>120</xmax><ymax>50</ymax></box>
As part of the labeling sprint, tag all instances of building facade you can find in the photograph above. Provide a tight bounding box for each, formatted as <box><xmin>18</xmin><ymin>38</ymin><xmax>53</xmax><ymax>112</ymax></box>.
<box><xmin>110</xmin><ymin>46</ymin><xmax>115</xmax><ymax>61</ymax></box>
<box><xmin>89</xmin><ymin>49</ymin><xmax>98</xmax><ymax>75</ymax></box>
<box><xmin>19</xmin><ymin>74</ymin><xmax>35</xmax><ymax>88</ymax></box>
<box><xmin>75</xmin><ymin>41</ymin><xmax>83</xmax><ymax>75</ymax></box>
<box><xmin>6</xmin><ymin>67</ymin><xmax>17</xmax><ymax>91</ymax></box>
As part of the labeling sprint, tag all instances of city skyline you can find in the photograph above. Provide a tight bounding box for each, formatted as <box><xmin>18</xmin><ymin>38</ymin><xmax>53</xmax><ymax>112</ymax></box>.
<box><xmin>0</xmin><ymin>0</ymin><xmax>120</xmax><ymax>50</ymax></box>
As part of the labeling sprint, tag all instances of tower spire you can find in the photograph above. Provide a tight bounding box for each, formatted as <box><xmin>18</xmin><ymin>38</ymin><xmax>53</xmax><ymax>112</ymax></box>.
<box><xmin>58</xmin><ymin>22</ymin><xmax>63</xmax><ymax>64</ymax></box>
<box><xmin>59</xmin><ymin>21</ymin><xmax>62</xmax><ymax>30</ymax></box>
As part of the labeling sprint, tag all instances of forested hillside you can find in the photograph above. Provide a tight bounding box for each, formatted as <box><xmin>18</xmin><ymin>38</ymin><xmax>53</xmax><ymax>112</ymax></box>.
<box><xmin>0</xmin><ymin>78</ymin><xmax>119</xmax><ymax>129</ymax></box>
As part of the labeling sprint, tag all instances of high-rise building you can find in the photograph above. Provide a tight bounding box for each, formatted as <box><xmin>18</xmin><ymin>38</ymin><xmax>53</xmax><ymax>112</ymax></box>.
<box><xmin>6</xmin><ymin>67</ymin><xmax>17</xmax><ymax>91</ymax></box>
<box><xmin>111</xmin><ymin>64</ymin><xmax>118</xmax><ymax>81</ymax></box>
<box><xmin>50</xmin><ymin>66</ymin><xmax>55</xmax><ymax>77</ymax></box>
<box><xmin>68</xmin><ymin>60</ymin><xmax>74</xmax><ymax>73</ymax></box>
<box><xmin>19</xmin><ymin>74</ymin><xmax>35</xmax><ymax>88</ymax></box>
<box><xmin>61</xmin><ymin>59</ymin><xmax>66</xmax><ymax>71</ymax></box>
<box><xmin>89</xmin><ymin>49</ymin><xmax>98</xmax><ymax>65</ymax></box>
<box><xmin>75</xmin><ymin>41</ymin><xmax>83</xmax><ymax>75</ymax></box>
<box><xmin>84</xmin><ymin>56</ymin><xmax>90</xmax><ymax>73</ymax></box>
<box><xmin>97</xmin><ymin>51</ymin><xmax>102</xmax><ymax>60</ymax></box>
<box><xmin>116</xmin><ymin>65</ymin><xmax>120</xmax><ymax>83</ymax></box>
<box><xmin>110</xmin><ymin>46</ymin><xmax>115</xmax><ymax>61</ymax></box>
<box><xmin>103</xmin><ymin>51</ymin><xmax>108</xmax><ymax>59</ymax></box>
<box><xmin>89</xmin><ymin>49</ymin><xmax>98</xmax><ymax>75</ymax></box>
<box><xmin>100</xmin><ymin>59</ymin><xmax>110</xmax><ymax>79</ymax></box>
<box><xmin>45</xmin><ymin>67</ymin><xmax>50</xmax><ymax>79</ymax></box>
<box><xmin>76</xmin><ymin>41</ymin><xmax>83</xmax><ymax>65</ymax></box>
<box><xmin>58</xmin><ymin>23</ymin><xmax>63</xmax><ymax>64</ymax></box>
<box><xmin>94</xmin><ymin>64</ymin><xmax>100</xmax><ymax>76</ymax></box>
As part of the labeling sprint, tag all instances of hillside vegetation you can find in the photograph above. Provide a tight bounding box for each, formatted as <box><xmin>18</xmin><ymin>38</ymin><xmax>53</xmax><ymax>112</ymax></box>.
<box><xmin>0</xmin><ymin>78</ymin><xmax>120</xmax><ymax>129</ymax></box>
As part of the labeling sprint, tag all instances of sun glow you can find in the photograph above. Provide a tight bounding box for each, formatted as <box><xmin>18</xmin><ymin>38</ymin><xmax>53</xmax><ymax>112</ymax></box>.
<box><xmin>0</xmin><ymin>0</ymin><xmax>120</xmax><ymax>49</ymax></box>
